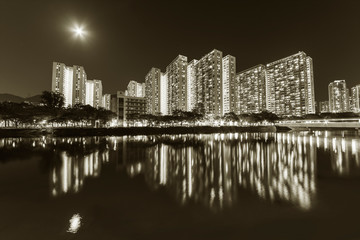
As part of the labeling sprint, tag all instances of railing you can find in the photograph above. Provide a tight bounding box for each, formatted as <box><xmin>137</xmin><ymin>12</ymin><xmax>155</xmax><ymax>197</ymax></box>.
<box><xmin>277</xmin><ymin>118</ymin><xmax>360</xmax><ymax>128</ymax></box>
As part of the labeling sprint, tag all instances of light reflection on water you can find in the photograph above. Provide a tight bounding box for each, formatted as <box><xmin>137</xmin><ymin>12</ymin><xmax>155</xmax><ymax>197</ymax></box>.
<box><xmin>1</xmin><ymin>131</ymin><xmax>360</xmax><ymax>212</ymax></box>
<box><xmin>51</xmin><ymin>150</ymin><xmax>109</xmax><ymax>196</ymax></box>
<box><xmin>139</xmin><ymin>133</ymin><xmax>316</xmax><ymax>211</ymax></box>
<box><xmin>67</xmin><ymin>213</ymin><xmax>82</xmax><ymax>234</ymax></box>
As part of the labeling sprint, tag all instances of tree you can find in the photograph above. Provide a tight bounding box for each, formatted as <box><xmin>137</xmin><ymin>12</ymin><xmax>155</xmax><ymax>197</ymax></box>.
<box><xmin>40</xmin><ymin>91</ymin><xmax>65</xmax><ymax>109</ymax></box>
<box><xmin>259</xmin><ymin>110</ymin><xmax>280</xmax><ymax>122</ymax></box>
<box><xmin>304</xmin><ymin>114</ymin><xmax>322</xmax><ymax>119</ymax></box>
<box><xmin>0</xmin><ymin>102</ymin><xmax>37</xmax><ymax>128</ymax></box>
<box><xmin>223</xmin><ymin>112</ymin><xmax>239</xmax><ymax>122</ymax></box>
<box><xmin>95</xmin><ymin>108</ymin><xmax>116</xmax><ymax>127</ymax></box>
<box><xmin>192</xmin><ymin>102</ymin><xmax>205</xmax><ymax>116</ymax></box>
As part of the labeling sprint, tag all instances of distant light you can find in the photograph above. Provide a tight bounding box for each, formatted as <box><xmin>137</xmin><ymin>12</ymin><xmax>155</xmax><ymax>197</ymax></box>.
<box><xmin>67</xmin><ymin>213</ymin><xmax>82</xmax><ymax>233</ymax></box>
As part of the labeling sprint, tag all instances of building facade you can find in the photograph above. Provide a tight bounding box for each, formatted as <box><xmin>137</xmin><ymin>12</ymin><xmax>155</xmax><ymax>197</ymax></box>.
<box><xmin>145</xmin><ymin>68</ymin><xmax>162</xmax><ymax>115</ymax></box>
<box><xmin>110</xmin><ymin>91</ymin><xmax>146</xmax><ymax>123</ymax></box>
<box><xmin>328</xmin><ymin>80</ymin><xmax>349</xmax><ymax>113</ymax></box>
<box><xmin>187</xmin><ymin>59</ymin><xmax>198</xmax><ymax>112</ymax></box>
<box><xmin>319</xmin><ymin>101</ymin><xmax>330</xmax><ymax>113</ymax></box>
<box><xmin>222</xmin><ymin>55</ymin><xmax>237</xmax><ymax>114</ymax></box>
<box><xmin>52</xmin><ymin>62</ymin><xmax>73</xmax><ymax>107</ymax></box>
<box><xmin>237</xmin><ymin>64</ymin><xmax>267</xmax><ymax>114</ymax></box>
<box><xmin>126</xmin><ymin>80</ymin><xmax>145</xmax><ymax>98</ymax></box>
<box><xmin>102</xmin><ymin>94</ymin><xmax>111</xmax><ymax>110</ymax></box>
<box><xmin>350</xmin><ymin>85</ymin><xmax>360</xmax><ymax>113</ymax></box>
<box><xmin>72</xmin><ymin>65</ymin><xmax>87</xmax><ymax>105</ymax></box>
<box><xmin>194</xmin><ymin>49</ymin><xmax>223</xmax><ymax>116</ymax></box>
<box><xmin>265</xmin><ymin>52</ymin><xmax>315</xmax><ymax>117</ymax></box>
<box><xmin>52</xmin><ymin>62</ymin><xmax>87</xmax><ymax>107</ymax></box>
<box><xmin>85</xmin><ymin>79</ymin><xmax>103</xmax><ymax>108</ymax></box>
<box><xmin>160</xmin><ymin>73</ymin><xmax>168</xmax><ymax>115</ymax></box>
<box><xmin>166</xmin><ymin>55</ymin><xmax>188</xmax><ymax>114</ymax></box>
<box><xmin>143</xmin><ymin>50</ymin><xmax>317</xmax><ymax>118</ymax></box>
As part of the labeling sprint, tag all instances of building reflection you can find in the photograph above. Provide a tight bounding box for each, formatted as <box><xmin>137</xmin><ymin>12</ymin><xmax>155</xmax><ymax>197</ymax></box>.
<box><xmin>45</xmin><ymin>132</ymin><xmax>359</xmax><ymax>202</ymax></box>
<box><xmin>140</xmin><ymin>133</ymin><xmax>317</xmax><ymax>211</ymax></box>
<box><xmin>0</xmin><ymin>136</ymin><xmax>110</xmax><ymax>196</ymax></box>
<box><xmin>47</xmin><ymin>137</ymin><xmax>109</xmax><ymax>196</ymax></box>
<box><xmin>106</xmin><ymin>136</ymin><xmax>148</xmax><ymax>175</ymax></box>
<box><xmin>1</xmin><ymin>130</ymin><xmax>360</xmax><ymax>209</ymax></box>
<box><xmin>50</xmin><ymin>150</ymin><xmax>109</xmax><ymax>196</ymax></box>
<box><xmin>313</xmin><ymin>131</ymin><xmax>360</xmax><ymax>176</ymax></box>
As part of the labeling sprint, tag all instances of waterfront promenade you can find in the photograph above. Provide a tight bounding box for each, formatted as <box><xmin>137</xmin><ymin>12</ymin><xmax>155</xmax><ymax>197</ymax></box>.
<box><xmin>277</xmin><ymin>118</ymin><xmax>360</xmax><ymax>130</ymax></box>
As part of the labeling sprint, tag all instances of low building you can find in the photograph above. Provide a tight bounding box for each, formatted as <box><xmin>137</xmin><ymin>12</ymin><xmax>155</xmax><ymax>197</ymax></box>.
<box><xmin>110</xmin><ymin>91</ymin><xmax>146</xmax><ymax>125</ymax></box>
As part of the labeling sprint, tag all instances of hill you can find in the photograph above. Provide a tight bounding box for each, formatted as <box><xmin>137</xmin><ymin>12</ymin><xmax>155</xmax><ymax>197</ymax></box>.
<box><xmin>24</xmin><ymin>94</ymin><xmax>42</xmax><ymax>103</ymax></box>
<box><xmin>0</xmin><ymin>93</ymin><xmax>42</xmax><ymax>103</ymax></box>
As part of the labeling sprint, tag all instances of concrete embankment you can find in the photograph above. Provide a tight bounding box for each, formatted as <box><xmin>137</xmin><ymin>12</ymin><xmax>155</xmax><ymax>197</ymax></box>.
<box><xmin>0</xmin><ymin>125</ymin><xmax>291</xmax><ymax>138</ymax></box>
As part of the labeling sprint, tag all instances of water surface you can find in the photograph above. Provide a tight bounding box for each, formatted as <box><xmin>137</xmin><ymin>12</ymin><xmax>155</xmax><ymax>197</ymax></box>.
<box><xmin>1</xmin><ymin>131</ymin><xmax>360</xmax><ymax>239</ymax></box>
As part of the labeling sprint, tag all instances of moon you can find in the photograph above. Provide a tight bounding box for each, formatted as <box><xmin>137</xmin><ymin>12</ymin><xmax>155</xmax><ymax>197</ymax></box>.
<box><xmin>74</xmin><ymin>26</ymin><xmax>84</xmax><ymax>36</ymax></box>
<box><xmin>71</xmin><ymin>24</ymin><xmax>87</xmax><ymax>39</ymax></box>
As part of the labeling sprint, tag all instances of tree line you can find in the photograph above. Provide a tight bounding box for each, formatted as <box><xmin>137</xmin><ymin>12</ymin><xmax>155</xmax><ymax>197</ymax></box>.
<box><xmin>126</xmin><ymin>108</ymin><xmax>360</xmax><ymax>126</ymax></box>
<box><xmin>1</xmin><ymin>91</ymin><xmax>359</xmax><ymax>128</ymax></box>
<box><xmin>126</xmin><ymin>109</ymin><xmax>281</xmax><ymax>126</ymax></box>
<box><xmin>0</xmin><ymin>91</ymin><xmax>116</xmax><ymax>128</ymax></box>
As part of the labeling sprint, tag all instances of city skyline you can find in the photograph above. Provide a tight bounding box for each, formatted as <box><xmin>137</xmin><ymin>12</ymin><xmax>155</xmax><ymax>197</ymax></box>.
<box><xmin>52</xmin><ymin>50</ymin><xmax>360</xmax><ymax>119</ymax></box>
<box><xmin>1</xmin><ymin>0</ymin><xmax>360</xmax><ymax>101</ymax></box>
<box><xmin>51</xmin><ymin>46</ymin><xmax>360</xmax><ymax>119</ymax></box>
<box><xmin>145</xmin><ymin>50</ymin><xmax>316</xmax><ymax>117</ymax></box>
<box><xmin>11</xmin><ymin>47</ymin><xmax>360</xmax><ymax>105</ymax></box>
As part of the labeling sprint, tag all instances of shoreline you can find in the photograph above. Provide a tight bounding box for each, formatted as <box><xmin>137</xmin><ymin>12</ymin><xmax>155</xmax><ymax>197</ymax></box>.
<box><xmin>1</xmin><ymin>125</ymin><xmax>359</xmax><ymax>138</ymax></box>
<box><xmin>0</xmin><ymin>126</ymin><xmax>291</xmax><ymax>138</ymax></box>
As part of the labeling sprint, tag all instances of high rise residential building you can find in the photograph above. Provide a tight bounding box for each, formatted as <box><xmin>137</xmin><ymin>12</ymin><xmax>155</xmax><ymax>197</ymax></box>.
<box><xmin>52</xmin><ymin>62</ymin><xmax>73</xmax><ymax>107</ymax></box>
<box><xmin>145</xmin><ymin>68</ymin><xmax>162</xmax><ymax>115</ymax></box>
<box><xmin>195</xmin><ymin>49</ymin><xmax>223</xmax><ymax>116</ymax></box>
<box><xmin>265</xmin><ymin>52</ymin><xmax>315</xmax><ymax>116</ymax></box>
<box><xmin>319</xmin><ymin>101</ymin><xmax>330</xmax><ymax>113</ymax></box>
<box><xmin>72</xmin><ymin>65</ymin><xmax>87</xmax><ymax>105</ymax></box>
<box><xmin>166</xmin><ymin>55</ymin><xmax>188</xmax><ymax>114</ymax></box>
<box><xmin>102</xmin><ymin>94</ymin><xmax>111</xmax><ymax>110</ymax></box>
<box><xmin>86</xmin><ymin>80</ymin><xmax>103</xmax><ymax>108</ymax></box>
<box><xmin>85</xmin><ymin>81</ymin><xmax>94</xmax><ymax>106</ymax></box>
<box><xmin>52</xmin><ymin>62</ymin><xmax>87</xmax><ymax>107</ymax></box>
<box><xmin>144</xmin><ymin>50</ymin><xmax>318</xmax><ymax>118</ymax></box>
<box><xmin>350</xmin><ymin>85</ymin><xmax>360</xmax><ymax>113</ymax></box>
<box><xmin>126</xmin><ymin>80</ymin><xmax>145</xmax><ymax>97</ymax></box>
<box><xmin>237</xmin><ymin>64</ymin><xmax>267</xmax><ymax>114</ymax></box>
<box><xmin>222</xmin><ymin>55</ymin><xmax>237</xmax><ymax>114</ymax></box>
<box><xmin>187</xmin><ymin>59</ymin><xmax>198</xmax><ymax>112</ymax></box>
<box><xmin>328</xmin><ymin>80</ymin><xmax>349</xmax><ymax>113</ymax></box>
<box><xmin>160</xmin><ymin>73</ymin><xmax>168</xmax><ymax>115</ymax></box>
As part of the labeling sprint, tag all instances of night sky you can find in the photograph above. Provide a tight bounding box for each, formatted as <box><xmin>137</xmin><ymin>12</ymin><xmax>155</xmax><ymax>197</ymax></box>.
<box><xmin>1</xmin><ymin>0</ymin><xmax>360</xmax><ymax>101</ymax></box>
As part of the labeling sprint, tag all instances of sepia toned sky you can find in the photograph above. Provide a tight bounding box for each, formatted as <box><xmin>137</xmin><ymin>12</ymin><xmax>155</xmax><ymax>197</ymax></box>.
<box><xmin>0</xmin><ymin>0</ymin><xmax>360</xmax><ymax>101</ymax></box>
